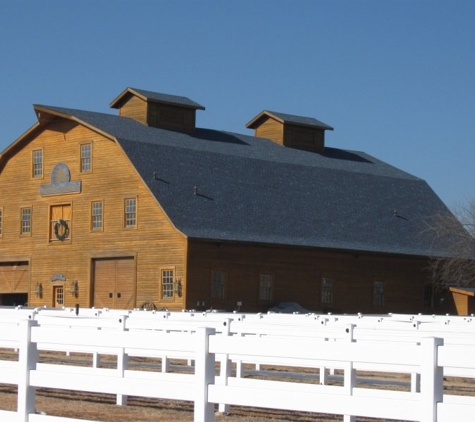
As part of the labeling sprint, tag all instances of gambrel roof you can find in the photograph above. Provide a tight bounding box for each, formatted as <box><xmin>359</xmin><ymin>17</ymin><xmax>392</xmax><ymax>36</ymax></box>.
<box><xmin>19</xmin><ymin>102</ymin><xmax>453</xmax><ymax>258</ymax></box>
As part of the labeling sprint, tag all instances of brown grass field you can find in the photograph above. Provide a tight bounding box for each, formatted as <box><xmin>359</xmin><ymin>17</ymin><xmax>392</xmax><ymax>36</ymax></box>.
<box><xmin>0</xmin><ymin>349</ymin><xmax>473</xmax><ymax>422</ymax></box>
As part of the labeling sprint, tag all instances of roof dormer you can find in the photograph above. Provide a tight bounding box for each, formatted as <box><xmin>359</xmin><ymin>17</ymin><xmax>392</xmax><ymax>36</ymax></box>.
<box><xmin>110</xmin><ymin>87</ymin><xmax>205</xmax><ymax>133</ymax></box>
<box><xmin>246</xmin><ymin>110</ymin><xmax>333</xmax><ymax>152</ymax></box>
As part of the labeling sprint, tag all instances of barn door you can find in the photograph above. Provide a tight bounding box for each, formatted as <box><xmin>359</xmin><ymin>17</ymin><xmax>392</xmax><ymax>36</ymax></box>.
<box><xmin>92</xmin><ymin>257</ymin><xmax>136</xmax><ymax>309</ymax></box>
<box><xmin>0</xmin><ymin>262</ymin><xmax>29</xmax><ymax>293</ymax></box>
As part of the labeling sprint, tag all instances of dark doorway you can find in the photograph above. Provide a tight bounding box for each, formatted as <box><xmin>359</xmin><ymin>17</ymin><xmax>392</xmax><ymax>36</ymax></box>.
<box><xmin>0</xmin><ymin>293</ymin><xmax>28</xmax><ymax>306</ymax></box>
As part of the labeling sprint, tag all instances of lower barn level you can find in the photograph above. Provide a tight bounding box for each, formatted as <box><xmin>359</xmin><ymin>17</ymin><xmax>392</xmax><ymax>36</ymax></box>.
<box><xmin>0</xmin><ymin>241</ymin><xmax>454</xmax><ymax>315</ymax></box>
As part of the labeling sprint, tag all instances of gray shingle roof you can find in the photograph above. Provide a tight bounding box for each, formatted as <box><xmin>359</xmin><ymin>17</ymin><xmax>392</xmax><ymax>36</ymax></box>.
<box><xmin>35</xmin><ymin>104</ymin><xmax>453</xmax><ymax>258</ymax></box>
<box><xmin>246</xmin><ymin>110</ymin><xmax>334</xmax><ymax>130</ymax></box>
<box><xmin>110</xmin><ymin>87</ymin><xmax>205</xmax><ymax>110</ymax></box>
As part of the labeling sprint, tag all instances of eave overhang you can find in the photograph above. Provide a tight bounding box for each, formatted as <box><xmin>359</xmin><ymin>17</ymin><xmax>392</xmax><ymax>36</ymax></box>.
<box><xmin>109</xmin><ymin>87</ymin><xmax>205</xmax><ymax>111</ymax></box>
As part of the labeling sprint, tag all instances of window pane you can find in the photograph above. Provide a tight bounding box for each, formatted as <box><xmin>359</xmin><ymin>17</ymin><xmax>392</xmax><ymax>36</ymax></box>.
<box><xmin>162</xmin><ymin>269</ymin><xmax>174</xmax><ymax>298</ymax></box>
<box><xmin>125</xmin><ymin>198</ymin><xmax>136</xmax><ymax>227</ymax></box>
<box><xmin>80</xmin><ymin>144</ymin><xmax>91</xmax><ymax>172</ymax></box>
<box><xmin>259</xmin><ymin>273</ymin><xmax>273</xmax><ymax>301</ymax></box>
<box><xmin>21</xmin><ymin>208</ymin><xmax>31</xmax><ymax>234</ymax></box>
<box><xmin>321</xmin><ymin>278</ymin><xmax>333</xmax><ymax>304</ymax></box>
<box><xmin>424</xmin><ymin>284</ymin><xmax>433</xmax><ymax>308</ymax></box>
<box><xmin>56</xmin><ymin>287</ymin><xmax>64</xmax><ymax>305</ymax></box>
<box><xmin>32</xmin><ymin>150</ymin><xmax>43</xmax><ymax>177</ymax></box>
<box><xmin>50</xmin><ymin>205</ymin><xmax>71</xmax><ymax>241</ymax></box>
<box><xmin>91</xmin><ymin>201</ymin><xmax>103</xmax><ymax>229</ymax></box>
<box><xmin>373</xmin><ymin>281</ymin><xmax>384</xmax><ymax>306</ymax></box>
<box><xmin>211</xmin><ymin>271</ymin><xmax>225</xmax><ymax>299</ymax></box>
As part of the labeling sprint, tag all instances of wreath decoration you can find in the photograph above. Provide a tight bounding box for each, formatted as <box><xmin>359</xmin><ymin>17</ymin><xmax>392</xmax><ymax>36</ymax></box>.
<box><xmin>54</xmin><ymin>219</ymin><xmax>69</xmax><ymax>241</ymax></box>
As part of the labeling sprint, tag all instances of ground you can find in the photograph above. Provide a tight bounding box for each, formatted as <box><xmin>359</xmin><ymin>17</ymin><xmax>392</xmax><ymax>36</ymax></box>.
<box><xmin>0</xmin><ymin>350</ymin><xmax>473</xmax><ymax>421</ymax></box>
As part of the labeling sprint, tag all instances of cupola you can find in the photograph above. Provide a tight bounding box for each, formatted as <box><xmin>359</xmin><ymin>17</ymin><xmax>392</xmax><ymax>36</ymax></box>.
<box><xmin>246</xmin><ymin>110</ymin><xmax>333</xmax><ymax>152</ymax></box>
<box><xmin>110</xmin><ymin>87</ymin><xmax>205</xmax><ymax>133</ymax></box>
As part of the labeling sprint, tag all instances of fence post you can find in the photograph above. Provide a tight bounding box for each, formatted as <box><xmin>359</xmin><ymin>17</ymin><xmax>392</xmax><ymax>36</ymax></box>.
<box><xmin>218</xmin><ymin>318</ymin><xmax>232</xmax><ymax>414</ymax></box>
<box><xmin>18</xmin><ymin>319</ymin><xmax>39</xmax><ymax>422</ymax></box>
<box><xmin>195</xmin><ymin>327</ymin><xmax>216</xmax><ymax>422</ymax></box>
<box><xmin>342</xmin><ymin>324</ymin><xmax>356</xmax><ymax>422</ymax></box>
<box><xmin>411</xmin><ymin>321</ymin><xmax>421</xmax><ymax>392</ymax></box>
<box><xmin>343</xmin><ymin>360</ymin><xmax>356</xmax><ymax>422</ymax></box>
<box><xmin>116</xmin><ymin>315</ymin><xmax>129</xmax><ymax>406</ymax></box>
<box><xmin>420</xmin><ymin>337</ymin><xmax>443</xmax><ymax>422</ymax></box>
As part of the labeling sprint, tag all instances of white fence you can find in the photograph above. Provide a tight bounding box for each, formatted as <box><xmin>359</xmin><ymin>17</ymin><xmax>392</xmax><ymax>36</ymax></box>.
<box><xmin>0</xmin><ymin>307</ymin><xmax>475</xmax><ymax>422</ymax></box>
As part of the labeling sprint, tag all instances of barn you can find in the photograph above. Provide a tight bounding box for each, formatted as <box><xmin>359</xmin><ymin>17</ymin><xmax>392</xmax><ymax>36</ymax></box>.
<box><xmin>0</xmin><ymin>87</ymin><xmax>453</xmax><ymax>313</ymax></box>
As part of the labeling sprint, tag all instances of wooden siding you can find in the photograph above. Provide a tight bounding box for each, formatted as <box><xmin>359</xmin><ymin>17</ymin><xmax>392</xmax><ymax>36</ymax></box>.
<box><xmin>0</xmin><ymin>262</ymin><xmax>29</xmax><ymax>293</ymax></box>
<box><xmin>0</xmin><ymin>119</ymin><xmax>187</xmax><ymax>310</ymax></box>
<box><xmin>449</xmin><ymin>289</ymin><xmax>475</xmax><ymax>316</ymax></box>
<box><xmin>253</xmin><ymin>119</ymin><xmax>325</xmax><ymax>152</ymax></box>
<box><xmin>116</xmin><ymin>95</ymin><xmax>197</xmax><ymax>133</ymax></box>
<box><xmin>186</xmin><ymin>240</ymin><xmax>432</xmax><ymax>314</ymax></box>
<box><xmin>254</xmin><ymin>118</ymin><xmax>284</xmax><ymax>146</ymax></box>
<box><xmin>118</xmin><ymin>95</ymin><xmax>148</xmax><ymax>125</ymax></box>
<box><xmin>452</xmin><ymin>291</ymin><xmax>468</xmax><ymax>315</ymax></box>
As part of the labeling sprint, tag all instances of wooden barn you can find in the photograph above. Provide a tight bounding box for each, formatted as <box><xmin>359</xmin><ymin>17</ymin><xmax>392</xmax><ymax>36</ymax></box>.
<box><xmin>0</xmin><ymin>87</ymin><xmax>454</xmax><ymax>313</ymax></box>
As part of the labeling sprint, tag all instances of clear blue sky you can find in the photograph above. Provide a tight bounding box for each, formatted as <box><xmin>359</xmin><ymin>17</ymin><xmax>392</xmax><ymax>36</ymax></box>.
<box><xmin>1</xmin><ymin>0</ymin><xmax>474</xmax><ymax>211</ymax></box>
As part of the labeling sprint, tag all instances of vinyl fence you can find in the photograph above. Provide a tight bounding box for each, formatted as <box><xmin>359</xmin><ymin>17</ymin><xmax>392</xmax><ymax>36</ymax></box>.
<box><xmin>0</xmin><ymin>307</ymin><xmax>475</xmax><ymax>422</ymax></box>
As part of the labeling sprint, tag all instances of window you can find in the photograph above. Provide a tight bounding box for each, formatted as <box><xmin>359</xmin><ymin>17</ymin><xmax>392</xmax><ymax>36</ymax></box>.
<box><xmin>91</xmin><ymin>201</ymin><xmax>103</xmax><ymax>230</ymax></box>
<box><xmin>211</xmin><ymin>270</ymin><xmax>226</xmax><ymax>299</ymax></box>
<box><xmin>21</xmin><ymin>207</ymin><xmax>32</xmax><ymax>235</ymax></box>
<box><xmin>259</xmin><ymin>273</ymin><xmax>274</xmax><ymax>301</ymax></box>
<box><xmin>373</xmin><ymin>281</ymin><xmax>385</xmax><ymax>307</ymax></box>
<box><xmin>321</xmin><ymin>278</ymin><xmax>334</xmax><ymax>304</ymax></box>
<box><xmin>161</xmin><ymin>269</ymin><xmax>174</xmax><ymax>299</ymax></box>
<box><xmin>32</xmin><ymin>149</ymin><xmax>43</xmax><ymax>178</ymax></box>
<box><xmin>424</xmin><ymin>284</ymin><xmax>433</xmax><ymax>308</ymax></box>
<box><xmin>50</xmin><ymin>204</ymin><xmax>72</xmax><ymax>241</ymax></box>
<box><xmin>124</xmin><ymin>198</ymin><xmax>137</xmax><ymax>228</ymax></box>
<box><xmin>80</xmin><ymin>143</ymin><xmax>92</xmax><ymax>173</ymax></box>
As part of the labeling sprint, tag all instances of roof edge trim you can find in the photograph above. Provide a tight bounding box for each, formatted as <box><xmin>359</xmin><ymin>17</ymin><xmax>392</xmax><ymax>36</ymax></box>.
<box><xmin>246</xmin><ymin>110</ymin><xmax>334</xmax><ymax>131</ymax></box>
<box><xmin>33</xmin><ymin>105</ymin><xmax>118</xmax><ymax>142</ymax></box>
<box><xmin>109</xmin><ymin>87</ymin><xmax>205</xmax><ymax>110</ymax></box>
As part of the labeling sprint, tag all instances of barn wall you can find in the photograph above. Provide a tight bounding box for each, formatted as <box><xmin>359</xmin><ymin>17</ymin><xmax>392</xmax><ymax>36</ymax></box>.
<box><xmin>0</xmin><ymin>119</ymin><xmax>187</xmax><ymax>310</ymax></box>
<box><xmin>186</xmin><ymin>240</ymin><xmax>432</xmax><ymax>314</ymax></box>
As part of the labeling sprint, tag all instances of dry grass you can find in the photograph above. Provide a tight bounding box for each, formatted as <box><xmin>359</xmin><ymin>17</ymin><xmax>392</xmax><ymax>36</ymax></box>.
<box><xmin>0</xmin><ymin>349</ymin><xmax>474</xmax><ymax>422</ymax></box>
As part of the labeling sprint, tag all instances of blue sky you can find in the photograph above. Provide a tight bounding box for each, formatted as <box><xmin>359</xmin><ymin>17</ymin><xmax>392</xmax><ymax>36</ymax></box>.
<box><xmin>0</xmin><ymin>0</ymin><xmax>474</xmax><ymax>211</ymax></box>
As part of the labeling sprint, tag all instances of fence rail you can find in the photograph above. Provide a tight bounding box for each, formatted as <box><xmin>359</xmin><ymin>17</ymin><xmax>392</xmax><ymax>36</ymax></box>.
<box><xmin>1</xmin><ymin>307</ymin><xmax>475</xmax><ymax>421</ymax></box>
